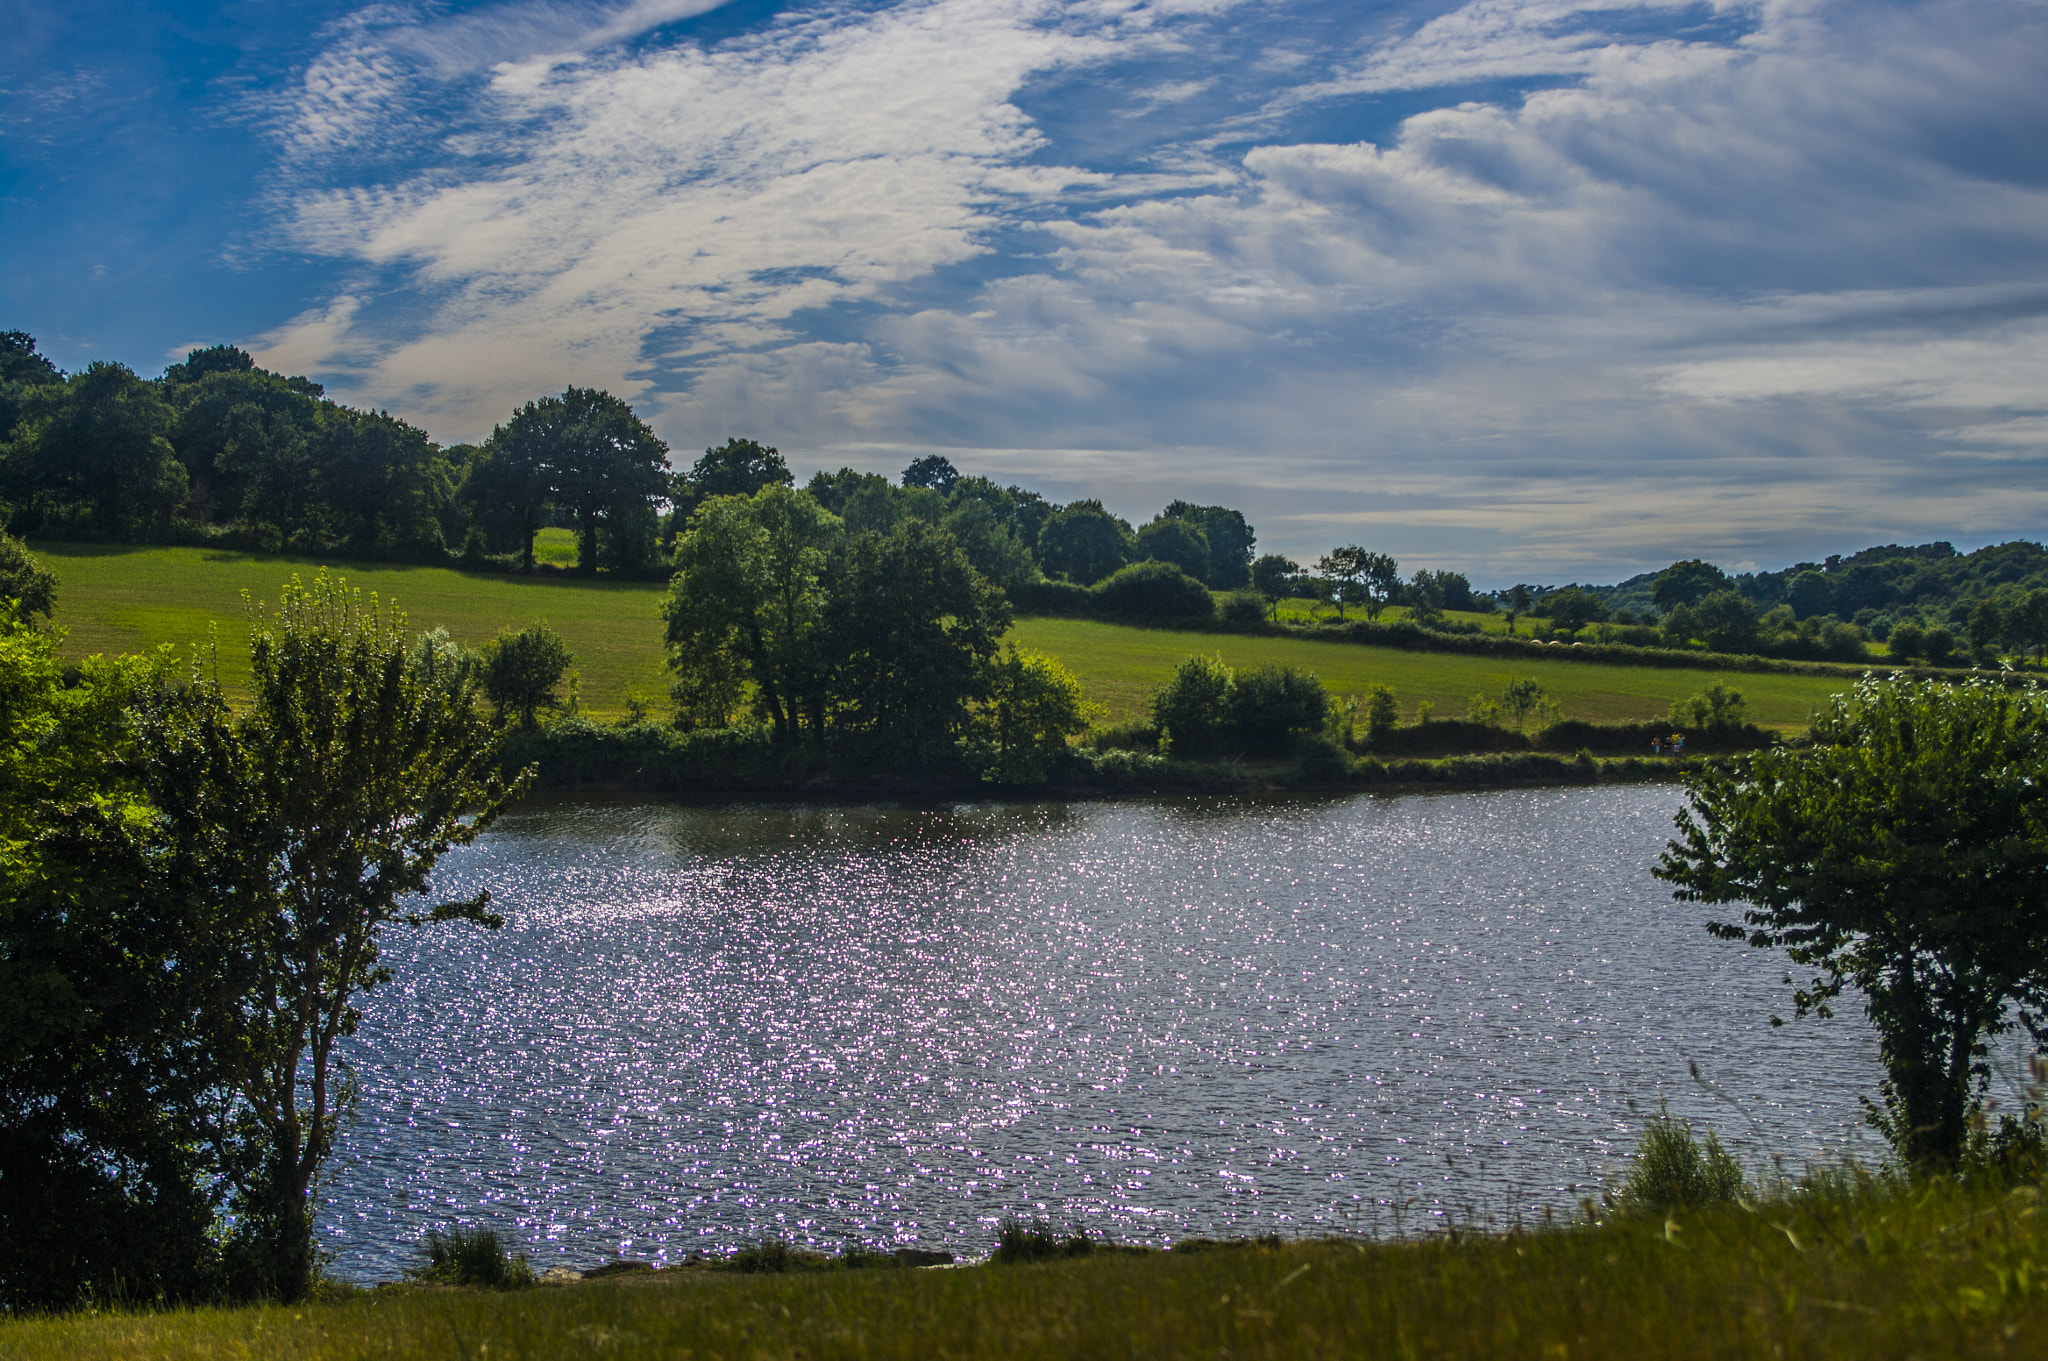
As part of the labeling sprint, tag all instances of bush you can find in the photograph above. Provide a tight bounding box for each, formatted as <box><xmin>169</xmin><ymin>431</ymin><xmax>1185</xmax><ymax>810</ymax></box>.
<box><xmin>1669</xmin><ymin>682</ymin><xmax>1747</xmax><ymax>731</ymax></box>
<box><xmin>1007</xmin><ymin>577</ymin><xmax>1093</xmax><ymax>617</ymax></box>
<box><xmin>1219</xmin><ymin>589</ymin><xmax>1268</xmax><ymax>627</ymax></box>
<box><xmin>1228</xmin><ymin>664</ymin><xmax>1329</xmax><ymax>753</ymax></box>
<box><xmin>1362</xmin><ymin>683</ymin><xmax>1398</xmax><ymax>745</ymax></box>
<box><xmin>482</xmin><ymin>620</ymin><xmax>574</xmax><ymax>730</ymax></box>
<box><xmin>1292</xmin><ymin>735</ymin><xmax>1353</xmax><ymax>784</ymax></box>
<box><xmin>1092</xmin><ymin>560</ymin><xmax>1215</xmax><ymax>622</ymax></box>
<box><xmin>1152</xmin><ymin>654</ymin><xmax>1234</xmax><ymax>754</ymax></box>
<box><xmin>1611</xmin><ymin>1113</ymin><xmax>1743</xmax><ymax>1216</ymax></box>
<box><xmin>412</xmin><ymin>1228</ymin><xmax>535</xmax><ymax>1289</ymax></box>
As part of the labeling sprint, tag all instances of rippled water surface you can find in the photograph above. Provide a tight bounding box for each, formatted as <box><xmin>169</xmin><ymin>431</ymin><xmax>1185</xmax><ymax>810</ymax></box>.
<box><xmin>326</xmin><ymin>787</ymin><xmax>1884</xmax><ymax>1278</ymax></box>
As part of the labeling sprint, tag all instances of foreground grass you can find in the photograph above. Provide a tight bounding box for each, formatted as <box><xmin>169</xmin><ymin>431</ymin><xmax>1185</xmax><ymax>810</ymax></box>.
<box><xmin>1011</xmin><ymin>617</ymin><xmax>1854</xmax><ymax>730</ymax></box>
<box><xmin>34</xmin><ymin>543</ymin><xmax>1854</xmax><ymax>729</ymax></box>
<box><xmin>11</xmin><ymin>1176</ymin><xmax>2048</xmax><ymax>1359</ymax></box>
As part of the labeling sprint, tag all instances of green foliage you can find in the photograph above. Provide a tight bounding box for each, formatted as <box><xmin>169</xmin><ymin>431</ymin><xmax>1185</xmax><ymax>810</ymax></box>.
<box><xmin>1091</xmin><ymin>559</ymin><xmax>1214</xmax><ymax>621</ymax></box>
<box><xmin>1136</xmin><ymin>516</ymin><xmax>1210</xmax><ymax>581</ymax></box>
<box><xmin>992</xmin><ymin>1219</ymin><xmax>1097</xmax><ymax>1264</ymax></box>
<box><xmin>900</xmin><ymin>453</ymin><xmax>960</xmax><ymax>493</ymax></box>
<box><xmin>0</xmin><ymin>532</ymin><xmax>56</xmax><ymax>619</ymax></box>
<box><xmin>1150</xmin><ymin>654</ymin><xmax>1234</xmax><ymax>754</ymax></box>
<box><xmin>973</xmin><ymin>645</ymin><xmax>1098</xmax><ymax>782</ymax></box>
<box><xmin>1466</xmin><ymin>692</ymin><xmax>1502</xmax><ymax>725</ymax></box>
<box><xmin>1315</xmin><ymin>546</ymin><xmax>1400</xmax><ymax>619</ymax></box>
<box><xmin>1669</xmin><ymin>682</ymin><xmax>1747</xmax><ymax>731</ymax></box>
<box><xmin>663</xmin><ymin>485</ymin><xmax>842</xmax><ymax>744</ymax></box>
<box><xmin>5</xmin><ymin>361</ymin><xmax>187</xmax><ymax>538</ymax></box>
<box><xmin>1653</xmin><ymin>559</ymin><xmax>1732</xmax><ymax>612</ymax></box>
<box><xmin>412</xmin><ymin>1229</ymin><xmax>535</xmax><ymax>1289</ymax></box>
<box><xmin>1363</xmin><ymin>682</ymin><xmax>1399</xmax><ymax>743</ymax></box>
<box><xmin>1611</xmin><ymin>1111</ymin><xmax>1744</xmax><ymax>1215</ymax></box>
<box><xmin>1037</xmin><ymin>500</ymin><xmax>1134</xmax><ymax>585</ymax></box>
<box><xmin>821</xmin><ymin>519</ymin><xmax>1012</xmax><ymax>771</ymax></box>
<box><xmin>1692</xmin><ymin>589</ymin><xmax>1760</xmax><ymax>653</ymax></box>
<box><xmin>1542</xmin><ymin>586</ymin><xmax>1609</xmax><ymax>636</ymax></box>
<box><xmin>1160</xmin><ymin>501</ymin><xmax>1255</xmax><ymax>588</ymax></box>
<box><xmin>1658</xmin><ymin>675</ymin><xmax>2048</xmax><ymax>1170</ymax></box>
<box><xmin>941</xmin><ymin>497</ymin><xmax>1037</xmax><ymax>591</ymax></box>
<box><xmin>483</xmin><ymin>620</ymin><xmax>574</xmax><ymax>730</ymax></box>
<box><xmin>1250</xmin><ymin>553</ymin><xmax>1300</xmax><ymax>607</ymax></box>
<box><xmin>1499</xmin><ymin>677</ymin><xmax>1551</xmax><ymax>730</ymax></box>
<box><xmin>1219</xmin><ymin>589</ymin><xmax>1268</xmax><ymax>626</ymax></box>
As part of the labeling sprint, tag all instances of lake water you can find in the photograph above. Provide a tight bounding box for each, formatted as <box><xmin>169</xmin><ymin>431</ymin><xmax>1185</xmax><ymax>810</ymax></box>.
<box><xmin>324</xmin><ymin>786</ymin><xmax>1888</xmax><ymax>1280</ymax></box>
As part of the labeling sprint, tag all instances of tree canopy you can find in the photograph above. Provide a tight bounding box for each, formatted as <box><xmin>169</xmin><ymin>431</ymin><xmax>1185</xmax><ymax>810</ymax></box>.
<box><xmin>1657</xmin><ymin>675</ymin><xmax>2048</xmax><ymax>1170</ymax></box>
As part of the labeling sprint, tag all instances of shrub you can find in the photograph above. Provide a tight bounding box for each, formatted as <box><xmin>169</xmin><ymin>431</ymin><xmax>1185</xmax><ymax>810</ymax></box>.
<box><xmin>1362</xmin><ymin>683</ymin><xmax>1398</xmax><ymax>745</ymax></box>
<box><xmin>729</xmin><ymin>1240</ymin><xmax>833</xmax><ymax>1273</ymax></box>
<box><xmin>482</xmin><ymin>620</ymin><xmax>574</xmax><ymax>730</ymax></box>
<box><xmin>1219</xmin><ymin>589</ymin><xmax>1268</xmax><ymax>627</ymax></box>
<box><xmin>1466</xmin><ymin>693</ymin><xmax>1501</xmax><ymax>725</ymax></box>
<box><xmin>1228</xmin><ymin>664</ymin><xmax>1329</xmax><ymax>753</ymax></box>
<box><xmin>1092</xmin><ymin>560</ymin><xmax>1215</xmax><ymax>622</ymax></box>
<box><xmin>1293</xmin><ymin>735</ymin><xmax>1353</xmax><ymax>784</ymax></box>
<box><xmin>1152</xmin><ymin>654</ymin><xmax>1234</xmax><ymax>754</ymax></box>
<box><xmin>1669</xmin><ymin>682</ymin><xmax>1747</xmax><ymax>731</ymax></box>
<box><xmin>1611</xmin><ymin>1112</ymin><xmax>1743</xmax><ymax>1215</ymax></box>
<box><xmin>1889</xmin><ymin>620</ymin><xmax>1925</xmax><ymax>660</ymax></box>
<box><xmin>974</xmin><ymin>645</ymin><xmax>1098</xmax><ymax>782</ymax></box>
<box><xmin>412</xmin><ymin>1228</ymin><xmax>535</xmax><ymax>1289</ymax></box>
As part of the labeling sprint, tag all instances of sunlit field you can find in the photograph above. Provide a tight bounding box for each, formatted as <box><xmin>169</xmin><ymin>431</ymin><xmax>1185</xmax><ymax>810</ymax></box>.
<box><xmin>33</xmin><ymin>543</ymin><xmax>1851</xmax><ymax>728</ymax></box>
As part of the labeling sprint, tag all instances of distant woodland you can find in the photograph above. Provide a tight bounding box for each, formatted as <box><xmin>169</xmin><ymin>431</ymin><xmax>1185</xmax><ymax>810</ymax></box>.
<box><xmin>6</xmin><ymin>329</ymin><xmax>2047</xmax><ymax>666</ymax></box>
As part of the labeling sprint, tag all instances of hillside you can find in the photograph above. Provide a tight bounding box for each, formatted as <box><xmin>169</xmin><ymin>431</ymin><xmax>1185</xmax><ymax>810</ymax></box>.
<box><xmin>35</xmin><ymin>542</ymin><xmax>1853</xmax><ymax>730</ymax></box>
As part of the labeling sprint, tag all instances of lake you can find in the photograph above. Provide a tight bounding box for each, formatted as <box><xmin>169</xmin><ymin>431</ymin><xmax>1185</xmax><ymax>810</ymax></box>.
<box><xmin>324</xmin><ymin>786</ymin><xmax>1886</xmax><ymax>1280</ymax></box>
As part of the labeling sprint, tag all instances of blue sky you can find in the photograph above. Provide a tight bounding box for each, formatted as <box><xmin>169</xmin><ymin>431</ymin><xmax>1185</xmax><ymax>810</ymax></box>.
<box><xmin>5</xmin><ymin>0</ymin><xmax>2045</xmax><ymax>582</ymax></box>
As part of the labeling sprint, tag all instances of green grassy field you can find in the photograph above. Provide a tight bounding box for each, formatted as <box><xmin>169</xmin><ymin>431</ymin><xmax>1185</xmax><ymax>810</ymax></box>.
<box><xmin>33</xmin><ymin>541</ymin><xmax>675</xmax><ymax>717</ymax></box>
<box><xmin>1011</xmin><ymin>617</ymin><xmax>1852</xmax><ymax>730</ymax></box>
<box><xmin>6</xmin><ymin>1174</ymin><xmax>2043</xmax><ymax>1360</ymax></box>
<box><xmin>32</xmin><ymin>543</ymin><xmax>1854</xmax><ymax>729</ymax></box>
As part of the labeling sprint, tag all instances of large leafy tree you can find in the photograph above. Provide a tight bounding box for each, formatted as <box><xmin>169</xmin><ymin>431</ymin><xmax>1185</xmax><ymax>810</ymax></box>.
<box><xmin>663</xmin><ymin>484</ymin><xmax>843</xmax><ymax>746</ymax></box>
<box><xmin>1315</xmin><ymin>546</ymin><xmax>1399</xmax><ymax>620</ymax></box>
<box><xmin>822</xmin><ymin>520</ymin><xmax>1010</xmax><ymax>771</ymax></box>
<box><xmin>1653</xmin><ymin>558</ymin><xmax>1732</xmax><ymax>613</ymax></box>
<box><xmin>547</xmin><ymin>389</ymin><xmax>670</xmax><ymax>573</ymax></box>
<box><xmin>1161</xmin><ymin>501</ymin><xmax>1256</xmax><ymax>588</ymax></box>
<box><xmin>1657</xmin><ymin>675</ymin><xmax>2048</xmax><ymax>1171</ymax></box>
<box><xmin>1037</xmin><ymin>500</ymin><xmax>1133</xmax><ymax>585</ymax></box>
<box><xmin>309</xmin><ymin>408</ymin><xmax>449</xmax><ymax>550</ymax></box>
<box><xmin>5</xmin><ymin>362</ymin><xmax>186</xmax><ymax>537</ymax></box>
<box><xmin>1136</xmin><ymin>517</ymin><xmax>1210</xmax><ymax>581</ymax></box>
<box><xmin>0</xmin><ymin>614</ymin><xmax>231</xmax><ymax>1311</ymax></box>
<box><xmin>469</xmin><ymin>403</ymin><xmax>560</xmax><ymax>570</ymax></box>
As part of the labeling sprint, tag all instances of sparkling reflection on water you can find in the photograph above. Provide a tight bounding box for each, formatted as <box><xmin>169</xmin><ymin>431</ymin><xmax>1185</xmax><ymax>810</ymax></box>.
<box><xmin>325</xmin><ymin>787</ymin><xmax>1882</xmax><ymax>1279</ymax></box>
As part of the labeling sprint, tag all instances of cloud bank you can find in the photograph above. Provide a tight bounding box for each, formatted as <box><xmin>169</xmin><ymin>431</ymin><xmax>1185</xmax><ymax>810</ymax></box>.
<box><xmin>252</xmin><ymin>0</ymin><xmax>2048</xmax><ymax>579</ymax></box>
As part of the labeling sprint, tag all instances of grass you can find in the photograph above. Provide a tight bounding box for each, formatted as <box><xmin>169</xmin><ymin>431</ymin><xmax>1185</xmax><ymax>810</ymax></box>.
<box><xmin>1010</xmin><ymin>617</ymin><xmax>1855</xmax><ymax>730</ymax></box>
<box><xmin>32</xmin><ymin>541</ymin><xmax>673</xmax><ymax>719</ymax></box>
<box><xmin>9</xmin><ymin>1173</ymin><xmax>2048</xmax><ymax>1359</ymax></box>
<box><xmin>32</xmin><ymin>543</ymin><xmax>1855</xmax><ymax>729</ymax></box>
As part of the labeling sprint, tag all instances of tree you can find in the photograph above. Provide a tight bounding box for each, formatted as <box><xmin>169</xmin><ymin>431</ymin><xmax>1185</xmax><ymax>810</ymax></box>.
<box><xmin>127</xmin><ymin>573</ymin><xmax>522</xmax><ymax>1298</ymax></box>
<box><xmin>1251</xmin><ymin>554</ymin><xmax>1301</xmax><ymax>614</ymax></box>
<box><xmin>1693</xmin><ymin>589</ymin><xmax>1761</xmax><ymax>654</ymax></box>
<box><xmin>473</xmin><ymin>399</ymin><xmax>566</xmax><ymax>571</ymax></box>
<box><xmin>1136</xmin><ymin>517</ymin><xmax>1210</xmax><ymax>581</ymax></box>
<box><xmin>1228</xmin><ymin>665</ymin><xmax>1328</xmax><ymax>753</ymax></box>
<box><xmin>1657</xmin><ymin>675</ymin><xmax>2048</xmax><ymax>1171</ymax></box>
<box><xmin>1037</xmin><ymin>500</ymin><xmax>1133</xmax><ymax>585</ymax></box>
<box><xmin>974</xmin><ymin>645</ymin><xmax>1097</xmax><ymax>782</ymax></box>
<box><xmin>673</xmin><ymin>437</ymin><xmax>794</xmax><ymax>536</ymax></box>
<box><xmin>546</xmin><ymin>389</ymin><xmax>669</xmax><ymax>574</ymax></box>
<box><xmin>1542</xmin><ymin>586</ymin><xmax>1608</xmax><ymax>637</ymax></box>
<box><xmin>0</xmin><ymin>533</ymin><xmax>55</xmax><ymax>620</ymax></box>
<box><xmin>1315</xmin><ymin>547</ymin><xmax>1399</xmax><ymax>620</ymax></box>
<box><xmin>663</xmin><ymin>484</ymin><xmax>842</xmax><ymax>746</ymax></box>
<box><xmin>1967</xmin><ymin>599</ymin><xmax>2006</xmax><ymax>662</ymax></box>
<box><xmin>1499</xmin><ymin>677</ymin><xmax>1549</xmax><ymax>730</ymax></box>
<box><xmin>312</xmin><ymin>407</ymin><xmax>448</xmax><ymax>550</ymax></box>
<box><xmin>0</xmin><ymin>615</ymin><xmax>232</xmax><ymax>1310</ymax></box>
<box><xmin>1669</xmin><ymin>682</ymin><xmax>1747</xmax><ymax>731</ymax></box>
<box><xmin>821</xmin><ymin>520</ymin><xmax>1010</xmax><ymax>770</ymax></box>
<box><xmin>5</xmin><ymin>362</ymin><xmax>186</xmax><ymax>537</ymax></box>
<box><xmin>1412</xmin><ymin>568</ymin><xmax>1479</xmax><ymax>612</ymax></box>
<box><xmin>1503</xmin><ymin>584</ymin><xmax>1533</xmax><ymax>637</ymax></box>
<box><xmin>1161</xmin><ymin>502</ymin><xmax>1256</xmax><ymax>588</ymax></box>
<box><xmin>1653</xmin><ymin>559</ymin><xmax>1732</xmax><ymax>613</ymax></box>
<box><xmin>941</xmin><ymin>497</ymin><xmax>1036</xmax><ymax>591</ymax></box>
<box><xmin>901</xmin><ymin>454</ymin><xmax>960</xmax><ymax>494</ymax></box>
<box><xmin>482</xmin><ymin>621</ymin><xmax>574</xmax><ymax>730</ymax></box>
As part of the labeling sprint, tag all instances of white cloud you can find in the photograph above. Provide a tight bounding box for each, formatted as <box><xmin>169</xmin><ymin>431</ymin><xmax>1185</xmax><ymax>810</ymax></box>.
<box><xmin>257</xmin><ymin>0</ymin><xmax>2048</xmax><ymax>579</ymax></box>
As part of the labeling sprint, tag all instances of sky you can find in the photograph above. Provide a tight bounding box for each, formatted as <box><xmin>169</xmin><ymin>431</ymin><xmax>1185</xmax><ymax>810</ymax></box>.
<box><xmin>4</xmin><ymin>0</ymin><xmax>2045</xmax><ymax>583</ymax></box>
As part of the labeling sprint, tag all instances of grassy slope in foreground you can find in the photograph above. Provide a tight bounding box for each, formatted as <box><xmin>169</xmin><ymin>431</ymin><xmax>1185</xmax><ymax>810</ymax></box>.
<box><xmin>8</xmin><ymin>1177</ymin><xmax>2045</xmax><ymax>1360</ymax></box>
<box><xmin>35</xmin><ymin>543</ymin><xmax>1854</xmax><ymax>729</ymax></box>
<box><xmin>1011</xmin><ymin>617</ymin><xmax>1853</xmax><ymax>730</ymax></box>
